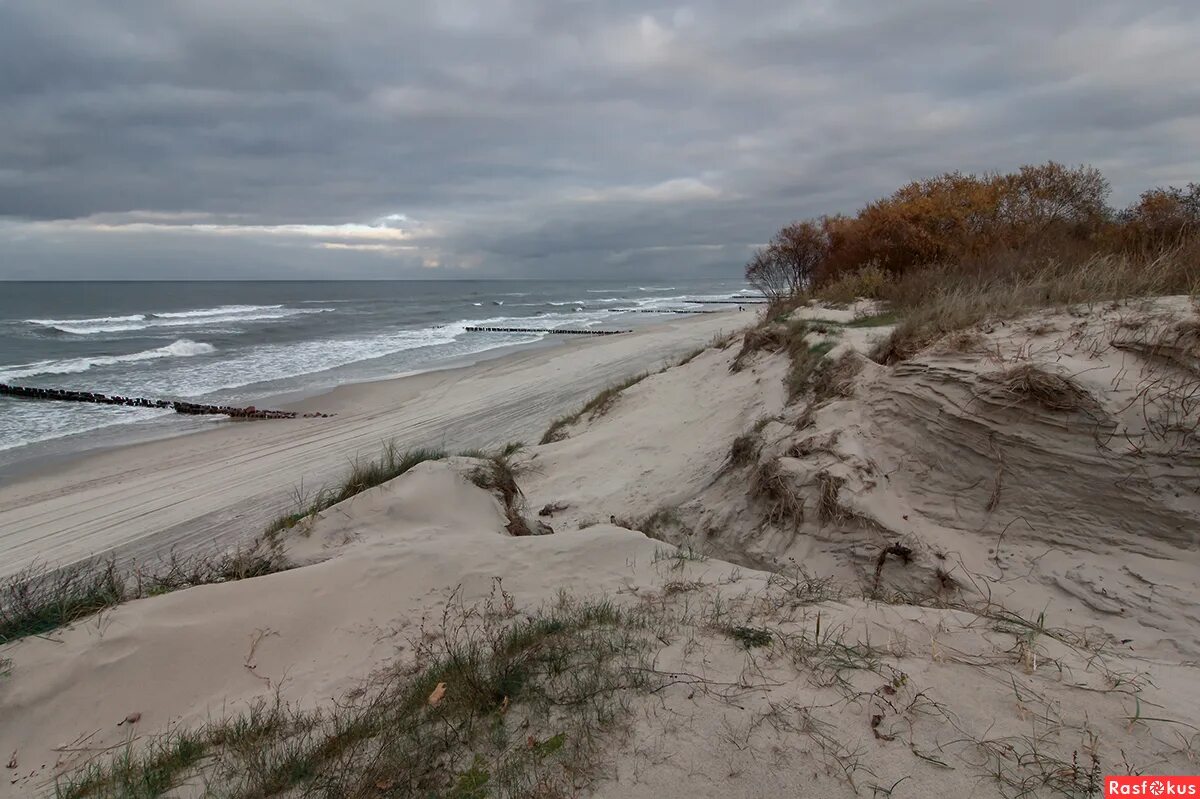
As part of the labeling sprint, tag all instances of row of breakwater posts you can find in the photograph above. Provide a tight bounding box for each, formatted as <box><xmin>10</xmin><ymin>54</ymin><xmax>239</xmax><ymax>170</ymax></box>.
<box><xmin>688</xmin><ymin>299</ymin><xmax>769</xmax><ymax>305</ymax></box>
<box><xmin>0</xmin><ymin>384</ymin><xmax>330</xmax><ymax>419</ymax></box>
<box><xmin>463</xmin><ymin>326</ymin><xmax>631</xmax><ymax>335</ymax></box>
<box><xmin>608</xmin><ymin>308</ymin><xmax>718</xmax><ymax>314</ymax></box>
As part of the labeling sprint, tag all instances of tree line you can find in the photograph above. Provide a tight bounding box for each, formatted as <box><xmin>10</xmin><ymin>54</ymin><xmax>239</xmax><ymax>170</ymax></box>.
<box><xmin>747</xmin><ymin>162</ymin><xmax>1200</xmax><ymax>300</ymax></box>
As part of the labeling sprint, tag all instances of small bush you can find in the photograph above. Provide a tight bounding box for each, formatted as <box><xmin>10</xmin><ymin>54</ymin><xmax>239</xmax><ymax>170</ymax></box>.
<box><xmin>816</xmin><ymin>263</ymin><xmax>888</xmax><ymax>305</ymax></box>
<box><xmin>724</xmin><ymin>625</ymin><xmax>773</xmax><ymax>649</ymax></box>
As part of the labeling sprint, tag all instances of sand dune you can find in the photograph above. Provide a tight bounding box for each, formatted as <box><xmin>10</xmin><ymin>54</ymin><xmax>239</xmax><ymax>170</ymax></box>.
<box><xmin>2</xmin><ymin>299</ymin><xmax>1199</xmax><ymax>797</ymax></box>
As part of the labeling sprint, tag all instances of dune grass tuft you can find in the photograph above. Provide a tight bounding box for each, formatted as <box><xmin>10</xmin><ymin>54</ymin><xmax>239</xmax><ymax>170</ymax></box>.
<box><xmin>730</xmin><ymin>326</ymin><xmax>788</xmax><ymax>372</ymax></box>
<box><xmin>845</xmin><ymin>311</ymin><xmax>899</xmax><ymax>328</ymax></box>
<box><xmin>871</xmin><ymin>245</ymin><xmax>1200</xmax><ymax>363</ymax></box>
<box><xmin>724</xmin><ymin>625</ymin><xmax>773</xmax><ymax>649</ymax></box>
<box><xmin>786</xmin><ymin>339</ymin><xmax>835</xmax><ymax>402</ymax></box>
<box><xmin>751</xmin><ymin>459</ymin><xmax>805</xmax><ymax>527</ymax></box>
<box><xmin>811</xmin><ymin>352</ymin><xmax>862</xmax><ymax>403</ymax></box>
<box><xmin>540</xmin><ymin>372</ymin><xmax>649</xmax><ymax>444</ymax></box>
<box><xmin>0</xmin><ymin>560</ymin><xmax>126</xmax><ymax>645</ymax></box>
<box><xmin>468</xmin><ymin>448</ymin><xmax>540</xmax><ymax>536</ymax></box>
<box><xmin>0</xmin><ymin>539</ymin><xmax>288</xmax><ymax>646</ymax></box>
<box><xmin>727</xmin><ymin>433</ymin><xmax>760</xmax><ymax>469</ymax></box>
<box><xmin>266</xmin><ymin>443</ymin><xmax>447</xmax><ymax>534</ymax></box>
<box><xmin>985</xmin><ymin>364</ymin><xmax>1104</xmax><ymax>416</ymax></box>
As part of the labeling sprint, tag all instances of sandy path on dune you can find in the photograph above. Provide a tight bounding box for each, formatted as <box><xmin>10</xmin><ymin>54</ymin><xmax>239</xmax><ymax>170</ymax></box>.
<box><xmin>0</xmin><ymin>311</ymin><xmax>750</xmax><ymax>577</ymax></box>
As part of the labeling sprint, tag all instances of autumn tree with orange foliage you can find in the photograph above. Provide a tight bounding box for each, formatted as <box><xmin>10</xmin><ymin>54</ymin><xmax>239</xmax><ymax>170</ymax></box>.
<box><xmin>749</xmin><ymin>161</ymin><xmax>1194</xmax><ymax>297</ymax></box>
<box><xmin>1116</xmin><ymin>183</ymin><xmax>1200</xmax><ymax>251</ymax></box>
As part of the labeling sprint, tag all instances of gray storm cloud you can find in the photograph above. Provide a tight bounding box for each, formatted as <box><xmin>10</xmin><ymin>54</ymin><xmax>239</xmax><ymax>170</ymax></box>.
<box><xmin>1</xmin><ymin>0</ymin><xmax>1197</xmax><ymax>279</ymax></box>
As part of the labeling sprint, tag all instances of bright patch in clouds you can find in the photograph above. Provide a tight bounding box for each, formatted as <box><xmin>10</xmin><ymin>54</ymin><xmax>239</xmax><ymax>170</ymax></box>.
<box><xmin>0</xmin><ymin>1</ymin><xmax>1197</xmax><ymax>278</ymax></box>
<box><xmin>573</xmin><ymin>178</ymin><xmax>722</xmax><ymax>204</ymax></box>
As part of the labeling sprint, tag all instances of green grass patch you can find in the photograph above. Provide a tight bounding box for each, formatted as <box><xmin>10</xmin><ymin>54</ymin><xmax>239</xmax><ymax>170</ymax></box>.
<box><xmin>55</xmin><ymin>593</ymin><xmax>654</xmax><ymax>799</ymax></box>
<box><xmin>724</xmin><ymin>625</ymin><xmax>774</xmax><ymax>649</ymax></box>
<box><xmin>1</xmin><ymin>540</ymin><xmax>287</xmax><ymax>647</ymax></box>
<box><xmin>845</xmin><ymin>311</ymin><xmax>900</xmax><ymax>328</ymax></box>
<box><xmin>786</xmin><ymin>337</ymin><xmax>836</xmax><ymax>402</ymax></box>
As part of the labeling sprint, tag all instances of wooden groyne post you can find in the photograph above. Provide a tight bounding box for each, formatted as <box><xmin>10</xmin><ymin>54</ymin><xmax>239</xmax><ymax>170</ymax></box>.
<box><xmin>0</xmin><ymin>384</ymin><xmax>329</xmax><ymax>419</ymax></box>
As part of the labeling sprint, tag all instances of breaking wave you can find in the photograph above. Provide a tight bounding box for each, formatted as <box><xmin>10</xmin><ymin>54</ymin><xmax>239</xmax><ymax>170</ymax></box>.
<box><xmin>0</xmin><ymin>340</ymin><xmax>216</xmax><ymax>382</ymax></box>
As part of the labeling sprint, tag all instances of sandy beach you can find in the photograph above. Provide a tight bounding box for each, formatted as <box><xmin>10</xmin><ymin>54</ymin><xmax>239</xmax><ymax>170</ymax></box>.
<box><xmin>0</xmin><ymin>310</ymin><xmax>752</xmax><ymax>579</ymax></box>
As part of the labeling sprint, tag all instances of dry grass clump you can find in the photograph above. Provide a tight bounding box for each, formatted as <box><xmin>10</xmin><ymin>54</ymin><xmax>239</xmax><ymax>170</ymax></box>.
<box><xmin>540</xmin><ymin>372</ymin><xmax>649</xmax><ymax>444</ymax></box>
<box><xmin>811</xmin><ymin>352</ymin><xmax>862</xmax><ymax>402</ymax></box>
<box><xmin>469</xmin><ymin>450</ymin><xmax>540</xmax><ymax>537</ymax></box>
<box><xmin>727</xmin><ymin>433</ymin><xmax>760</xmax><ymax>469</ymax></box>
<box><xmin>638</xmin><ymin>506</ymin><xmax>689</xmax><ymax>541</ymax></box>
<box><xmin>985</xmin><ymin>364</ymin><xmax>1105</xmax><ymax>416</ymax></box>
<box><xmin>786</xmin><ymin>340</ymin><xmax>835</xmax><ymax>402</ymax></box>
<box><xmin>872</xmin><ymin>244</ymin><xmax>1200</xmax><ymax>363</ymax></box>
<box><xmin>751</xmin><ymin>459</ymin><xmax>804</xmax><ymax>527</ymax></box>
<box><xmin>935</xmin><ymin>328</ymin><xmax>986</xmax><ymax>354</ymax></box>
<box><xmin>816</xmin><ymin>473</ymin><xmax>847</xmax><ymax>525</ymax></box>
<box><xmin>730</xmin><ymin>326</ymin><xmax>788</xmax><ymax>372</ymax></box>
<box><xmin>729</xmin><ymin>319</ymin><xmax>836</xmax><ymax>403</ymax></box>
<box><xmin>1158</xmin><ymin>319</ymin><xmax>1200</xmax><ymax>360</ymax></box>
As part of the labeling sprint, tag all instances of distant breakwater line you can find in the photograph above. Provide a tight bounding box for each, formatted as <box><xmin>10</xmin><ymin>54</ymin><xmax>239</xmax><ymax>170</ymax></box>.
<box><xmin>608</xmin><ymin>308</ymin><xmax>719</xmax><ymax>314</ymax></box>
<box><xmin>0</xmin><ymin>384</ymin><xmax>329</xmax><ymax>420</ymax></box>
<box><xmin>463</xmin><ymin>326</ymin><xmax>631</xmax><ymax>335</ymax></box>
<box><xmin>687</xmin><ymin>299</ymin><xmax>768</xmax><ymax>305</ymax></box>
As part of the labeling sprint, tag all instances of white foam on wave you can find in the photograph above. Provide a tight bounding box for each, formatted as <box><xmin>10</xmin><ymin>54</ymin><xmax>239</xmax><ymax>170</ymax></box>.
<box><xmin>29</xmin><ymin>306</ymin><xmax>333</xmax><ymax>335</ymax></box>
<box><xmin>0</xmin><ymin>339</ymin><xmax>216</xmax><ymax>382</ymax></box>
<box><xmin>132</xmin><ymin>318</ymin><xmax>521</xmax><ymax>398</ymax></box>
<box><xmin>154</xmin><ymin>304</ymin><xmax>283</xmax><ymax>319</ymax></box>
<box><xmin>25</xmin><ymin>314</ymin><xmax>149</xmax><ymax>334</ymax></box>
<box><xmin>0</xmin><ymin>402</ymin><xmax>172</xmax><ymax>454</ymax></box>
<box><xmin>27</xmin><ymin>314</ymin><xmax>146</xmax><ymax>326</ymax></box>
<box><xmin>148</xmin><ymin>308</ymin><xmax>637</xmax><ymax>397</ymax></box>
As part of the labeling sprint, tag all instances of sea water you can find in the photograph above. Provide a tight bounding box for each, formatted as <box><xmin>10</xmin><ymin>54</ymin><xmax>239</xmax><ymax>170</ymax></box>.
<box><xmin>0</xmin><ymin>279</ymin><xmax>755</xmax><ymax>458</ymax></box>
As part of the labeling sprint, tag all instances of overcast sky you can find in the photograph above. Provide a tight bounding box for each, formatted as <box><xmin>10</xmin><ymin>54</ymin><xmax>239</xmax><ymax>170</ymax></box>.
<box><xmin>1</xmin><ymin>1</ymin><xmax>1197</xmax><ymax>280</ymax></box>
